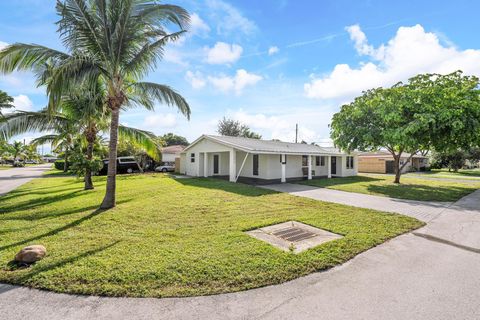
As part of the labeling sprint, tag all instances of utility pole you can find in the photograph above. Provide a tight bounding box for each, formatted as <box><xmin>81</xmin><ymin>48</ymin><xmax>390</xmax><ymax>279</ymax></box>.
<box><xmin>295</xmin><ymin>124</ymin><xmax>298</xmax><ymax>143</ymax></box>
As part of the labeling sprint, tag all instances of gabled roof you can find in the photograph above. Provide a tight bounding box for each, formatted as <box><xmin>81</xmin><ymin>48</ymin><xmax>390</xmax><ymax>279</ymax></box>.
<box><xmin>161</xmin><ymin>145</ymin><xmax>186</xmax><ymax>154</ymax></box>
<box><xmin>183</xmin><ymin>135</ymin><xmax>349</xmax><ymax>156</ymax></box>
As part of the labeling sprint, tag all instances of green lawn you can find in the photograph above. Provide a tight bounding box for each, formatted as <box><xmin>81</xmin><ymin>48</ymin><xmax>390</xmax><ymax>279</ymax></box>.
<box><xmin>0</xmin><ymin>173</ymin><xmax>421</xmax><ymax>297</ymax></box>
<box><xmin>422</xmin><ymin>168</ymin><xmax>480</xmax><ymax>180</ymax></box>
<box><xmin>298</xmin><ymin>174</ymin><xmax>480</xmax><ymax>202</ymax></box>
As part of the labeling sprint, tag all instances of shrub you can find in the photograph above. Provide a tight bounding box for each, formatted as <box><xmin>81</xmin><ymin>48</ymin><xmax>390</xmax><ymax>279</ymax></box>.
<box><xmin>54</xmin><ymin>160</ymin><xmax>70</xmax><ymax>171</ymax></box>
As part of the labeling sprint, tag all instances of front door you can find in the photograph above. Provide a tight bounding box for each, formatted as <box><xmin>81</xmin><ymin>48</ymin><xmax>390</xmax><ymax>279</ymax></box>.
<box><xmin>331</xmin><ymin>156</ymin><xmax>337</xmax><ymax>175</ymax></box>
<box><xmin>213</xmin><ymin>154</ymin><xmax>219</xmax><ymax>174</ymax></box>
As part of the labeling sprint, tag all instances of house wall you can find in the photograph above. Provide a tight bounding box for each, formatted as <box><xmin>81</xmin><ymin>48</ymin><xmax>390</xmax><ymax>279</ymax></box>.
<box><xmin>359</xmin><ymin>156</ymin><xmax>428</xmax><ymax>174</ymax></box>
<box><xmin>358</xmin><ymin>157</ymin><xmax>386</xmax><ymax>173</ymax></box>
<box><xmin>161</xmin><ymin>153</ymin><xmax>178</xmax><ymax>162</ymax></box>
<box><xmin>183</xmin><ymin>139</ymin><xmax>233</xmax><ymax>176</ymax></box>
<box><xmin>335</xmin><ymin>156</ymin><xmax>358</xmax><ymax>177</ymax></box>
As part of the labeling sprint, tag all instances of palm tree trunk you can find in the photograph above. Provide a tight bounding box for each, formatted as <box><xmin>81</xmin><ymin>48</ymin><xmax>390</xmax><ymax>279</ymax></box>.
<box><xmin>100</xmin><ymin>107</ymin><xmax>120</xmax><ymax>209</ymax></box>
<box><xmin>84</xmin><ymin>140</ymin><xmax>94</xmax><ymax>190</ymax></box>
<box><xmin>64</xmin><ymin>149</ymin><xmax>68</xmax><ymax>172</ymax></box>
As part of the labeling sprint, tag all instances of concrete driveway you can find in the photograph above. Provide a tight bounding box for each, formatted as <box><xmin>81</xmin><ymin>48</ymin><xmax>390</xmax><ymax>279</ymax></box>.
<box><xmin>261</xmin><ymin>183</ymin><xmax>452</xmax><ymax>222</ymax></box>
<box><xmin>1</xmin><ymin>173</ymin><xmax>480</xmax><ymax>320</ymax></box>
<box><xmin>0</xmin><ymin>164</ymin><xmax>52</xmax><ymax>195</ymax></box>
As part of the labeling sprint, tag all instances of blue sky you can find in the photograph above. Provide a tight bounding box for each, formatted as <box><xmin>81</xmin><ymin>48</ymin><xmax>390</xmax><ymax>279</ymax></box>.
<box><xmin>1</xmin><ymin>0</ymin><xmax>480</xmax><ymax>150</ymax></box>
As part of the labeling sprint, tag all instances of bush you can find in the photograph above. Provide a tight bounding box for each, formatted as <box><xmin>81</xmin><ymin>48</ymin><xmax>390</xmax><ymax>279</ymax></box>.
<box><xmin>54</xmin><ymin>160</ymin><xmax>70</xmax><ymax>171</ymax></box>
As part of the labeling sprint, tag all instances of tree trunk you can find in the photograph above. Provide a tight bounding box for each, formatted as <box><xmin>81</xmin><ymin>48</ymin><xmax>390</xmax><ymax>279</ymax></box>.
<box><xmin>393</xmin><ymin>154</ymin><xmax>401</xmax><ymax>184</ymax></box>
<box><xmin>84</xmin><ymin>140</ymin><xmax>94</xmax><ymax>190</ymax></box>
<box><xmin>64</xmin><ymin>150</ymin><xmax>68</xmax><ymax>172</ymax></box>
<box><xmin>100</xmin><ymin>107</ymin><xmax>120</xmax><ymax>209</ymax></box>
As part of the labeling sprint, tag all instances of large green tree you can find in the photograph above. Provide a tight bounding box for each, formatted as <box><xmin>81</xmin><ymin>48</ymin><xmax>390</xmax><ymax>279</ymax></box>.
<box><xmin>331</xmin><ymin>71</ymin><xmax>480</xmax><ymax>183</ymax></box>
<box><xmin>0</xmin><ymin>0</ymin><xmax>191</xmax><ymax>208</ymax></box>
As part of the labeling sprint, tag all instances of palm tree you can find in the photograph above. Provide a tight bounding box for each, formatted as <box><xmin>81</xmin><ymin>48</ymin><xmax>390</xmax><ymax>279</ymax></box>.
<box><xmin>0</xmin><ymin>89</ymin><xmax>14</xmax><ymax>119</ymax></box>
<box><xmin>1</xmin><ymin>107</ymin><xmax>159</xmax><ymax>189</ymax></box>
<box><xmin>0</xmin><ymin>0</ymin><xmax>191</xmax><ymax>208</ymax></box>
<box><xmin>11</xmin><ymin>141</ymin><xmax>27</xmax><ymax>163</ymax></box>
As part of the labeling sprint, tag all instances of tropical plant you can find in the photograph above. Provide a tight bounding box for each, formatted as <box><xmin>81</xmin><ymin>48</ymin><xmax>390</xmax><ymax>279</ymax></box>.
<box><xmin>0</xmin><ymin>0</ymin><xmax>191</xmax><ymax>208</ymax></box>
<box><xmin>217</xmin><ymin>117</ymin><xmax>262</xmax><ymax>139</ymax></box>
<box><xmin>1</xmin><ymin>106</ymin><xmax>159</xmax><ymax>189</ymax></box>
<box><xmin>0</xmin><ymin>89</ymin><xmax>14</xmax><ymax>118</ymax></box>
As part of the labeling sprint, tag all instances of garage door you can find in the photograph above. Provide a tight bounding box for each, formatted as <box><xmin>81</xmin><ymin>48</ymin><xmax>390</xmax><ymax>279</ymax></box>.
<box><xmin>385</xmin><ymin>160</ymin><xmax>395</xmax><ymax>174</ymax></box>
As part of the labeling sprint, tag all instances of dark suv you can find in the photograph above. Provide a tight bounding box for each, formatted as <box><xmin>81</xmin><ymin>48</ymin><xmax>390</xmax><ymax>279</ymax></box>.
<box><xmin>99</xmin><ymin>156</ymin><xmax>140</xmax><ymax>175</ymax></box>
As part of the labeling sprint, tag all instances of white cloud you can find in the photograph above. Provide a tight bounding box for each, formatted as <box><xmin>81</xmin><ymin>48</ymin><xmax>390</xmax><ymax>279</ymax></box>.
<box><xmin>230</xmin><ymin>110</ymin><xmax>322</xmax><ymax>143</ymax></box>
<box><xmin>190</xmin><ymin>13</ymin><xmax>210</xmax><ymax>36</ymax></box>
<box><xmin>205</xmin><ymin>42</ymin><xmax>243</xmax><ymax>64</ymax></box>
<box><xmin>206</xmin><ymin>0</ymin><xmax>257</xmax><ymax>35</ymax></box>
<box><xmin>185</xmin><ymin>71</ymin><xmax>206</xmax><ymax>89</ymax></box>
<box><xmin>208</xmin><ymin>69</ymin><xmax>262</xmax><ymax>94</ymax></box>
<box><xmin>13</xmin><ymin>95</ymin><xmax>34</xmax><ymax>110</ymax></box>
<box><xmin>268</xmin><ymin>46</ymin><xmax>279</xmax><ymax>56</ymax></box>
<box><xmin>144</xmin><ymin>114</ymin><xmax>177</xmax><ymax>129</ymax></box>
<box><xmin>0</xmin><ymin>41</ymin><xmax>8</xmax><ymax>50</ymax></box>
<box><xmin>305</xmin><ymin>24</ymin><xmax>480</xmax><ymax>100</ymax></box>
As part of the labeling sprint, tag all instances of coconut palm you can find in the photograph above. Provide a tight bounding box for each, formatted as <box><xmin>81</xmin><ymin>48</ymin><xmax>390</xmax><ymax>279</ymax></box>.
<box><xmin>0</xmin><ymin>0</ymin><xmax>190</xmax><ymax>208</ymax></box>
<box><xmin>0</xmin><ymin>89</ymin><xmax>14</xmax><ymax>119</ymax></box>
<box><xmin>1</xmin><ymin>105</ymin><xmax>159</xmax><ymax>188</ymax></box>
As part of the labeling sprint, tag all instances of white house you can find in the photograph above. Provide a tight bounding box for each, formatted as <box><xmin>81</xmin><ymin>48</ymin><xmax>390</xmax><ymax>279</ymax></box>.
<box><xmin>161</xmin><ymin>145</ymin><xmax>186</xmax><ymax>162</ymax></box>
<box><xmin>180</xmin><ymin>135</ymin><xmax>358</xmax><ymax>184</ymax></box>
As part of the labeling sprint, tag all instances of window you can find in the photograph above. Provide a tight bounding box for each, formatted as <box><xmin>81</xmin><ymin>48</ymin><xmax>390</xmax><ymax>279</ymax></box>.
<box><xmin>346</xmin><ymin>156</ymin><xmax>354</xmax><ymax>169</ymax></box>
<box><xmin>302</xmin><ymin>155</ymin><xmax>308</xmax><ymax>167</ymax></box>
<box><xmin>190</xmin><ymin>153</ymin><xmax>195</xmax><ymax>163</ymax></box>
<box><xmin>316</xmin><ymin>156</ymin><xmax>325</xmax><ymax>166</ymax></box>
<box><xmin>119</xmin><ymin>157</ymin><xmax>136</xmax><ymax>163</ymax></box>
<box><xmin>253</xmin><ymin>154</ymin><xmax>259</xmax><ymax>176</ymax></box>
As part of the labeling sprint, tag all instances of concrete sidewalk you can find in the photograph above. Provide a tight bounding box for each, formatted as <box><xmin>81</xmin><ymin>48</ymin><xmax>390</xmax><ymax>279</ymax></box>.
<box><xmin>261</xmin><ymin>183</ymin><xmax>452</xmax><ymax>222</ymax></box>
<box><xmin>414</xmin><ymin>189</ymin><xmax>480</xmax><ymax>252</ymax></box>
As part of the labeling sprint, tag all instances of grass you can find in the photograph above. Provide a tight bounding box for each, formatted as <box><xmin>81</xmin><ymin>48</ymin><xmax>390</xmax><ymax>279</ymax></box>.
<box><xmin>298</xmin><ymin>174</ymin><xmax>480</xmax><ymax>202</ymax></box>
<box><xmin>0</xmin><ymin>173</ymin><xmax>422</xmax><ymax>298</ymax></box>
<box><xmin>418</xmin><ymin>168</ymin><xmax>480</xmax><ymax>180</ymax></box>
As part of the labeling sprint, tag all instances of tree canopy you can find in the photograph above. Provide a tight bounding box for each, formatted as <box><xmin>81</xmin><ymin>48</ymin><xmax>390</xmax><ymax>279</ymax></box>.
<box><xmin>217</xmin><ymin>117</ymin><xmax>262</xmax><ymax>139</ymax></box>
<box><xmin>331</xmin><ymin>71</ymin><xmax>480</xmax><ymax>183</ymax></box>
<box><xmin>161</xmin><ymin>132</ymin><xmax>189</xmax><ymax>146</ymax></box>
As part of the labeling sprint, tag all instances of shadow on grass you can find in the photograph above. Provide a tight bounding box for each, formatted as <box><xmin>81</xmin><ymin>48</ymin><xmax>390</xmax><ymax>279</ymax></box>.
<box><xmin>6</xmin><ymin>241</ymin><xmax>120</xmax><ymax>283</ymax></box>
<box><xmin>175</xmin><ymin>177</ymin><xmax>277</xmax><ymax>197</ymax></box>
<box><xmin>0</xmin><ymin>208</ymin><xmax>108</xmax><ymax>252</ymax></box>
<box><xmin>366</xmin><ymin>184</ymin><xmax>475</xmax><ymax>202</ymax></box>
<box><xmin>299</xmin><ymin>175</ymin><xmax>382</xmax><ymax>188</ymax></box>
<box><xmin>0</xmin><ymin>190</ymin><xmax>87</xmax><ymax>215</ymax></box>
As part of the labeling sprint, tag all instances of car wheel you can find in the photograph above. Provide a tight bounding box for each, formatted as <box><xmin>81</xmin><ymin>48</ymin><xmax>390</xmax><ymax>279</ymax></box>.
<box><xmin>127</xmin><ymin>168</ymin><xmax>133</xmax><ymax>174</ymax></box>
<box><xmin>162</xmin><ymin>168</ymin><xmax>167</xmax><ymax>172</ymax></box>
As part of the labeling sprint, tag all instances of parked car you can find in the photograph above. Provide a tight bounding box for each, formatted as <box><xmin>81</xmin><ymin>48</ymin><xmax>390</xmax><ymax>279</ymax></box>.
<box><xmin>155</xmin><ymin>161</ymin><xmax>175</xmax><ymax>172</ymax></box>
<box><xmin>99</xmin><ymin>156</ymin><xmax>140</xmax><ymax>175</ymax></box>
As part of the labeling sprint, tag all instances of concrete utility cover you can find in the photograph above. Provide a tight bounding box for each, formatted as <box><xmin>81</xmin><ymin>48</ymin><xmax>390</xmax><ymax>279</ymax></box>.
<box><xmin>246</xmin><ymin>221</ymin><xmax>343</xmax><ymax>253</ymax></box>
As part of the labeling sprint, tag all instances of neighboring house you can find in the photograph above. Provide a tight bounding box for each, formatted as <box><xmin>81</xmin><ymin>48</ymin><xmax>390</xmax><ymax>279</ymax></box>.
<box><xmin>358</xmin><ymin>151</ymin><xmax>429</xmax><ymax>174</ymax></box>
<box><xmin>180</xmin><ymin>135</ymin><xmax>357</xmax><ymax>184</ymax></box>
<box><xmin>161</xmin><ymin>145</ymin><xmax>186</xmax><ymax>162</ymax></box>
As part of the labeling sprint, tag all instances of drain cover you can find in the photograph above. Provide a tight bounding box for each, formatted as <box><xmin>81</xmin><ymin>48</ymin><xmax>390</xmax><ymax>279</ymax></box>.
<box><xmin>246</xmin><ymin>221</ymin><xmax>343</xmax><ymax>253</ymax></box>
<box><xmin>272</xmin><ymin>227</ymin><xmax>317</xmax><ymax>242</ymax></box>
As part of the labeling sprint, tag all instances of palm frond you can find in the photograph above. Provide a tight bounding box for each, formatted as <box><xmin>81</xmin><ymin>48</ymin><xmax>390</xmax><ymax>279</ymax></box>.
<box><xmin>128</xmin><ymin>82</ymin><xmax>190</xmax><ymax>119</ymax></box>
<box><xmin>31</xmin><ymin>134</ymin><xmax>60</xmax><ymax>147</ymax></box>
<box><xmin>118</xmin><ymin>125</ymin><xmax>159</xmax><ymax>160</ymax></box>
<box><xmin>0</xmin><ymin>43</ymin><xmax>69</xmax><ymax>73</ymax></box>
<box><xmin>0</xmin><ymin>110</ymin><xmax>69</xmax><ymax>140</ymax></box>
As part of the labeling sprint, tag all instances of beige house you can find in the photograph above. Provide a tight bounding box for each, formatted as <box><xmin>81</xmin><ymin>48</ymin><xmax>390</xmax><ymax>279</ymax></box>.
<box><xmin>358</xmin><ymin>151</ymin><xmax>429</xmax><ymax>174</ymax></box>
<box><xmin>180</xmin><ymin>135</ymin><xmax>358</xmax><ymax>184</ymax></box>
